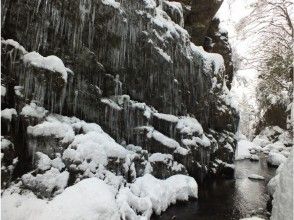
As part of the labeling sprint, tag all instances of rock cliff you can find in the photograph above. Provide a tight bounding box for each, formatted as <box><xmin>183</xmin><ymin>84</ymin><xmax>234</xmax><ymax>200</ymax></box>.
<box><xmin>1</xmin><ymin>0</ymin><xmax>239</xmax><ymax>193</ymax></box>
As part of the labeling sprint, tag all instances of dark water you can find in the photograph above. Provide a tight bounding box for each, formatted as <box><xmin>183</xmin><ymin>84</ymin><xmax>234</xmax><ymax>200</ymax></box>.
<box><xmin>152</xmin><ymin>154</ymin><xmax>277</xmax><ymax>220</ymax></box>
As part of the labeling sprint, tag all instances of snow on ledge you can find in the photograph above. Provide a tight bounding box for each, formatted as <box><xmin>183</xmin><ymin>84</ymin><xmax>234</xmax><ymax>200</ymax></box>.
<box><xmin>23</xmin><ymin>52</ymin><xmax>72</xmax><ymax>82</ymax></box>
<box><xmin>1</xmin><ymin>108</ymin><xmax>17</xmax><ymax>121</ymax></box>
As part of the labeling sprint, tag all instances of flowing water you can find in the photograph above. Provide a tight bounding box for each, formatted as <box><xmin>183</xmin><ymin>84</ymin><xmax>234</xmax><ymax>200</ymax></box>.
<box><xmin>152</xmin><ymin>154</ymin><xmax>276</xmax><ymax>220</ymax></box>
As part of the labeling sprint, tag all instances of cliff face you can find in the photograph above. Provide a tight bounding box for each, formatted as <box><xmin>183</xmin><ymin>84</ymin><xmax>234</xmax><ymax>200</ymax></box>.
<box><xmin>1</xmin><ymin>0</ymin><xmax>239</xmax><ymax>190</ymax></box>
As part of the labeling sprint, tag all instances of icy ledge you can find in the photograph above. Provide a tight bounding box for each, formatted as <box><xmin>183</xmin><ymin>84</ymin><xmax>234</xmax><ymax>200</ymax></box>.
<box><xmin>2</xmin><ymin>174</ymin><xmax>197</xmax><ymax>220</ymax></box>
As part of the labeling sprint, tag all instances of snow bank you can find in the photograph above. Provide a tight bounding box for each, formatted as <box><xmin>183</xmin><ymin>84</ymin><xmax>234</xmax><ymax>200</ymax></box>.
<box><xmin>2</xmin><ymin>178</ymin><xmax>120</xmax><ymax>220</ymax></box>
<box><xmin>271</xmin><ymin>151</ymin><xmax>293</xmax><ymax>220</ymax></box>
<box><xmin>117</xmin><ymin>174</ymin><xmax>198</xmax><ymax>219</ymax></box>
<box><xmin>23</xmin><ymin>52</ymin><xmax>71</xmax><ymax>82</ymax></box>
<box><xmin>1</xmin><ymin>108</ymin><xmax>17</xmax><ymax>121</ymax></box>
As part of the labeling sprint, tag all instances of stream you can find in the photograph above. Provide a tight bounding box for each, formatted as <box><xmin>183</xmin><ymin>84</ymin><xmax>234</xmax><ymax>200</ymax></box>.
<box><xmin>152</xmin><ymin>154</ymin><xmax>277</xmax><ymax>220</ymax></box>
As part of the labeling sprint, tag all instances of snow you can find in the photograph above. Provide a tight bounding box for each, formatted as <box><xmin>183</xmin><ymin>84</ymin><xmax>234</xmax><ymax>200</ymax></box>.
<box><xmin>190</xmin><ymin>43</ymin><xmax>225</xmax><ymax>75</ymax></box>
<box><xmin>3</xmin><ymin>174</ymin><xmax>198</xmax><ymax>220</ymax></box>
<box><xmin>1</xmin><ymin>137</ymin><xmax>13</xmax><ymax>150</ymax></box>
<box><xmin>131</xmin><ymin>174</ymin><xmax>197</xmax><ymax>214</ymax></box>
<box><xmin>176</xmin><ymin>116</ymin><xmax>203</xmax><ymax>136</ymax></box>
<box><xmin>101</xmin><ymin>0</ymin><xmax>120</xmax><ymax>9</ymax></box>
<box><xmin>143</xmin><ymin>0</ymin><xmax>156</xmax><ymax>9</ymax></box>
<box><xmin>240</xmin><ymin>217</ymin><xmax>265</xmax><ymax>220</ymax></box>
<box><xmin>149</xmin><ymin>153</ymin><xmax>173</xmax><ymax>163</ymax></box>
<box><xmin>235</xmin><ymin>139</ymin><xmax>256</xmax><ymax>160</ymax></box>
<box><xmin>248</xmin><ymin>174</ymin><xmax>265</xmax><ymax>180</ymax></box>
<box><xmin>250</xmin><ymin>154</ymin><xmax>259</xmax><ymax>161</ymax></box>
<box><xmin>21</xmin><ymin>102</ymin><xmax>48</xmax><ymax>119</ymax></box>
<box><xmin>117</xmin><ymin>174</ymin><xmax>198</xmax><ymax>219</ymax></box>
<box><xmin>153</xmin><ymin>112</ymin><xmax>179</xmax><ymax>123</ymax></box>
<box><xmin>101</xmin><ymin>98</ymin><xmax>122</xmax><ymax>110</ymax></box>
<box><xmin>1</xmin><ymin>85</ymin><xmax>7</xmax><ymax>96</ymax></box>
<box><xmin>35</xmin><ymin>152</ymin><xmax>65</xmax><ymax>171</ymax></box>
<box><xmin>1</xmin><ymin>38</ymin><xmax>27</xmax><ymax>54</ymax></box>
<box><xmin>27</xmin><ymin>120</ymin><xmax>75</xmax><ymax>143</ymax></box>
<box><xmin>271</xmin><ymin>151</ymin><xmax>293</xmax><ymax>220</ymax></box>
<box><xmin>22</xmin><ymin>168</ymin><xmax>69</xmax><ymax>196</ymax></box>
<box><xmin>154</xmin><ymin>46</ymin><xmax>172</xmax><ymax>63</ymax></box>
<box><xmin>267</xmin><ymin>152</ymin><xmax>286</xmax><ymax>167</ymax></box>
<box><xmin>14</xmin><ymin>86</ymin><xmax>24</xmax><ymax>97</ymax></box>
<box><xmin>1</xmin><ymin>108</ymin><xmax>17</xmax><ymax>121</ymax></box>
<box><xmin>2</xmin><ymin>178</ymin><xmax>120</xmax><ymax>220</ymax></box>
<box><xmin>23</xmin><ymin>52</ymin><xmax>71</xmax><ymax>82</ymax></box>
<box><xmin>145</xmin><ymin>127</ymin><xmax>189</xmax><ymax>155</ymax></box>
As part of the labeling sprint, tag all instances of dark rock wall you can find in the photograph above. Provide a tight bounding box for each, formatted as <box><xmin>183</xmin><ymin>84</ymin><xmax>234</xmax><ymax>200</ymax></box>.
<box><xmin>1</xmin><ymin>0</ymin><xmax>239</xmax><ymax>184</ymax></box>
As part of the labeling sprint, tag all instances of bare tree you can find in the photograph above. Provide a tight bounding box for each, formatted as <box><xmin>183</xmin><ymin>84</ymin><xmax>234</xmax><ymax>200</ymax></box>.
<box><xmin>237</xmin><ymin>0</ymin><xmax>293</xmax><ymax>130</ymax></box>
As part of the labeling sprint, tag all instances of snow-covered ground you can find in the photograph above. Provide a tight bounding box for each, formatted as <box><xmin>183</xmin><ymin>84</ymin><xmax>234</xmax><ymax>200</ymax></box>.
<box><xmin>2</xmin><ymin>174</ymin><xmax>198</xmax><ymax>220</ymax></box>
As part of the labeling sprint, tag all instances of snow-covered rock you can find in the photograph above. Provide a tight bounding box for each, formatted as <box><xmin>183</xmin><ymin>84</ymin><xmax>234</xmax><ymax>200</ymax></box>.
<box><xmin>2</xmin><ymin>178</ymin><xmax>120</xmax><ymax>220</ymax></box>
<box><xmin>248</xmin><ymin>174</ymin><xmax>265</xmax><ymax>180</ymax></box>
<box><xmin>23</xmin><ymin>52</ymin><xmax>72</xmax><ymax>82</ymax></box>
<box><xmin>1</xmin><ymin>108</ymin><xmax>17</xmax><ymax>121</ymax></box>
<box><xmin>267</xmin><ymin>152</ymin><xmax>286</xmax><ymax>167</ymax></box>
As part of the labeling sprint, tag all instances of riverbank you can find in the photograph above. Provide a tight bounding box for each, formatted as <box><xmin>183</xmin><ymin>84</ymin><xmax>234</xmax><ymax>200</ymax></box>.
<box><xmin>152</xmin><ymin>154</ymin><xmax>276</xmax><ymax>220</ymax></box>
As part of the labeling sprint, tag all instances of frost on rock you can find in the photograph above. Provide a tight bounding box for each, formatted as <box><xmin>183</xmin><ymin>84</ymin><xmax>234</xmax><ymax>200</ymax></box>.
<box><xmin>1</xmin><ymin>108</ymin><xmax>17</xmax><ymax>121</ymax></box>
<box><xmin>23</xmin><ymin>52</ymin><xmax>72</xmax><ymax>82</ymax></box>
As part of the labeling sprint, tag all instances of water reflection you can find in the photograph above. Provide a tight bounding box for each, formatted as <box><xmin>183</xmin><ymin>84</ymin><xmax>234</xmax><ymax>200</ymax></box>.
<box><xmin>152</xmin><ymin>154</ymin><xmax>276</xmax><ymax>220</ymax></box>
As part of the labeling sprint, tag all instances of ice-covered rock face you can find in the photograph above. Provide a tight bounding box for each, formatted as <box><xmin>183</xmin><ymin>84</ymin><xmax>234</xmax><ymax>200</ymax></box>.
<box><xmin>1</xmin><ymin>0</ymin><xmax>236</xmax><ymax>129</ymax></box>
<box><xmin>1</xmin><ymin>0</ymin><xmax>238</xmax><ymax>187</ymax></box>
